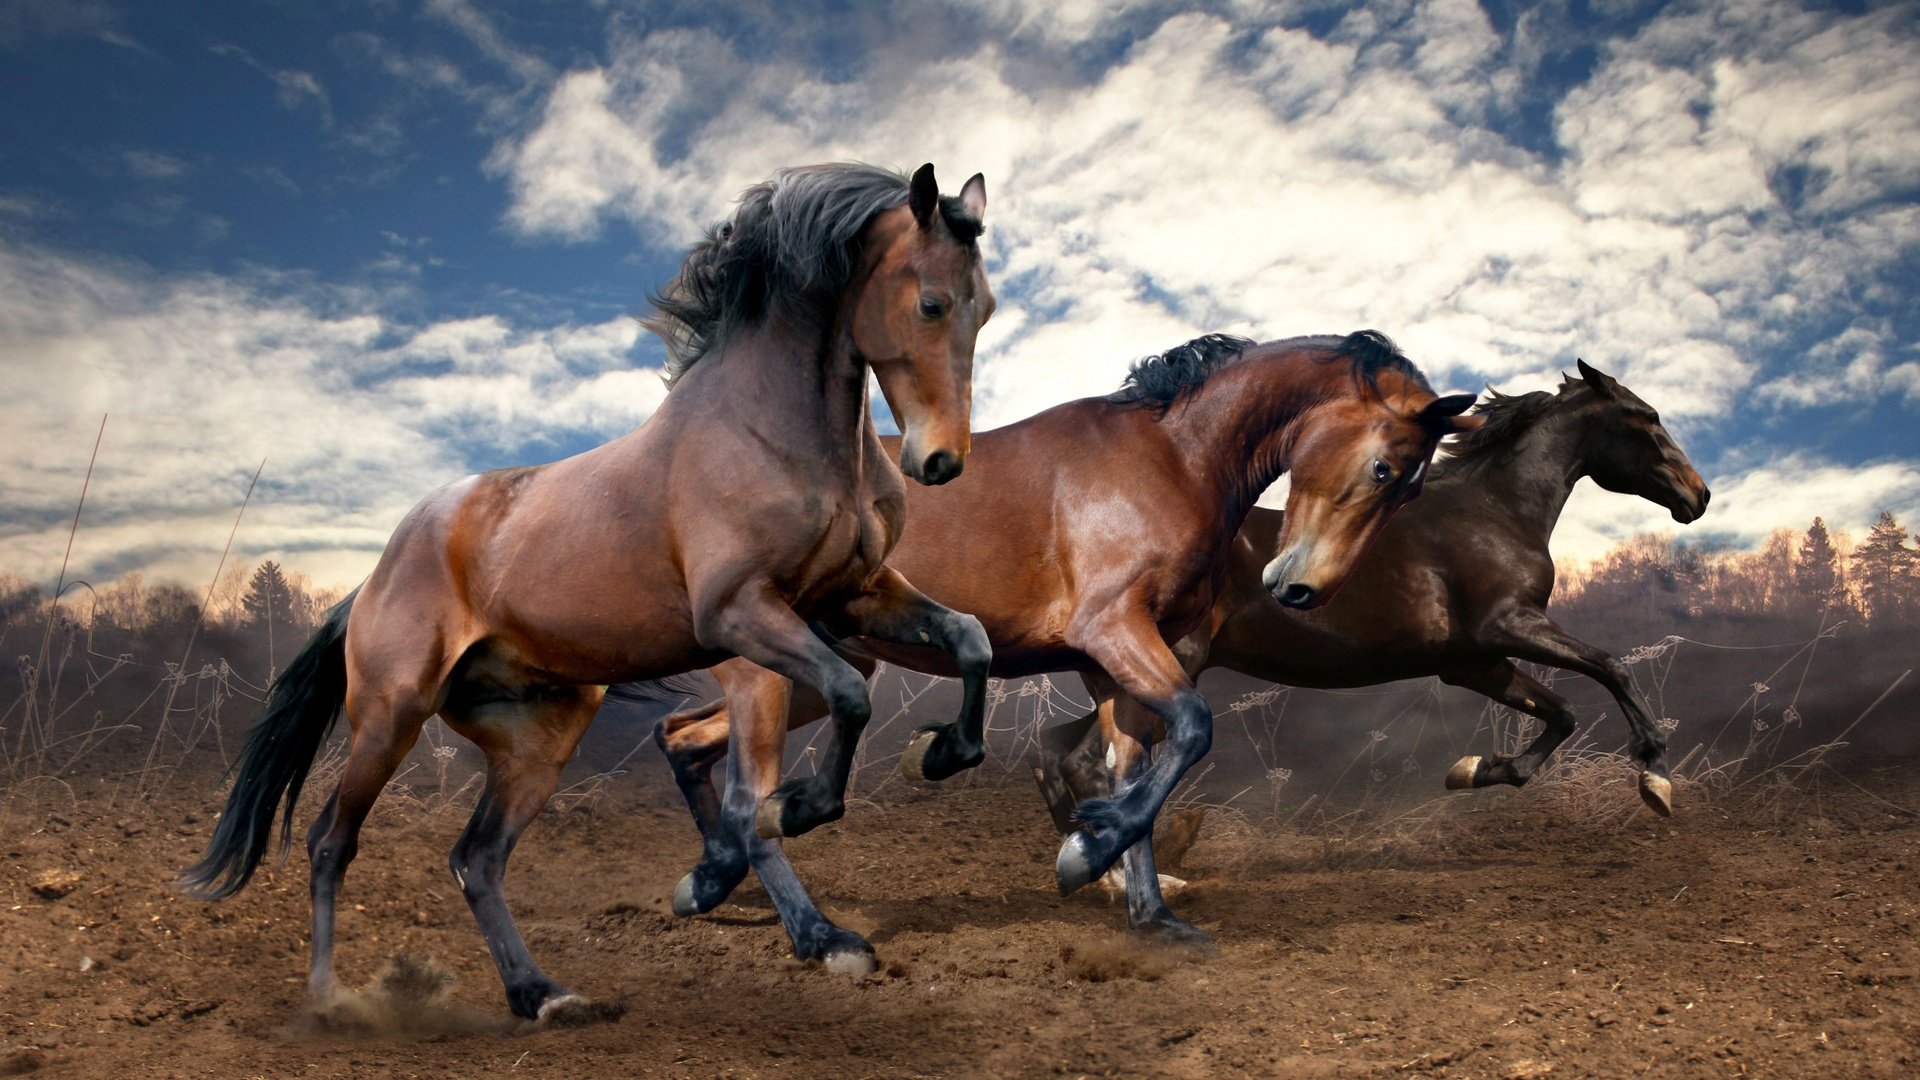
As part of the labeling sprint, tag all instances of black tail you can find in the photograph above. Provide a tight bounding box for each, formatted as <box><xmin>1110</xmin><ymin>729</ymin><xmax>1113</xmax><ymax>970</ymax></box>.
<box><xmin>178</xmin><ymin>591</ymin><xmax>355</xmax><ymax>900</ymax></box>
<box><xmin>605</xmin><ymin>673</ymin><xmax>713</xmax><ymax>710</ymax></box>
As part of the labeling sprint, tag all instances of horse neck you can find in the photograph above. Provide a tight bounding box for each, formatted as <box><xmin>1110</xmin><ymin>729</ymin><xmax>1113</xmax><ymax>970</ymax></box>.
<box><xmin>687</xmin><ymin>312</ymin><xmax>874</xmax><ymax>478</ymax></box>
<box><xmin>1158</xmin><ymin>357</ymin><xmax>1324</xmax><ymax>529</ymax></box>
<box><xmin>1470</xmin><ymin>405</ymin><xmax>1593</xmax><ymax>540</ymax></box>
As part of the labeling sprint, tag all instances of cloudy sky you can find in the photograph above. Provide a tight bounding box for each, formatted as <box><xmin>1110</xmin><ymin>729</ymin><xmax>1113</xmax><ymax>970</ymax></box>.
<box><xmin>2</xmin><ymin>0</ymin><xmax>1917</xmax><ymax>592</ymax></box>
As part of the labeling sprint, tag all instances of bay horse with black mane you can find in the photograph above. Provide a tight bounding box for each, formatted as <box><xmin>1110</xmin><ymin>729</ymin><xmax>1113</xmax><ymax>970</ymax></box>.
<box><xmin>1034</xmin><ymin>360</ymin><xmax>1710</xmax><ymax>920</ymax></box>
<box><xmin>181</xmin><ymin>162</ymin><xmax>995</xmax><ymax>1019</ymax></box>
<box><xmin>656</xmin><ymin>331</ymin><xmax>1482</xmax><ymax>952</ymax></box>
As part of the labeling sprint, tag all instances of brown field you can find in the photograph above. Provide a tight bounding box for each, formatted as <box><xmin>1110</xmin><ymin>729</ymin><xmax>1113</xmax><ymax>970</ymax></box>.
<box><xmin>5</xmin><ymin>755</ymin><xmax>1919</xmax><ymax>1079</ymax></box>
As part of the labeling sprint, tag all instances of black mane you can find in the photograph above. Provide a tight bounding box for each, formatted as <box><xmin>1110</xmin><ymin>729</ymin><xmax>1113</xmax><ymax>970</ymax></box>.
<box><xmin>643</xmin><ymin>163</ymin><xmax>980</xmax><ymax>386</ymax></box>
<box><xmin>1108</xmin><ymin>334</ymin><xmax>1256</xmax><ymax>415</ymax></box>
<box><xmin>1438</xmin><ymin>374</ymin><xmax>1592</xmax><ymax>471</ymax></box>
<box><xmin>1108</xmin><ymin>329</ymin><xmax>1430</xmax><ymax>418</ymax></box>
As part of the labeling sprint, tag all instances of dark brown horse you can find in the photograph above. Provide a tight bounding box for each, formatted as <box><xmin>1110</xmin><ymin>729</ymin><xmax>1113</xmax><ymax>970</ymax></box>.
<box><xmin>1035</xmin><ymin>361</ymin><xmax>1710</xmax><ymax>921</ymax></box>
<box><xmin>657</xmin><ymin>332</ymin><xmax>1482</xmax><ymax>951</ymax></box>
<box><xmin>181</xmin><ymin>163</ymin><xmax>996</xmax><ymax>1019</ymax></box>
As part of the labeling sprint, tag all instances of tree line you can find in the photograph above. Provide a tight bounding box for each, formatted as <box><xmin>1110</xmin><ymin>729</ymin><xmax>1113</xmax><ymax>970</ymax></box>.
<box><xmin>1554</xmin><ymin>511</ymin><xmax>1919</xmax><ymax>645</ymax></box>
<box><xmin>2</xmin><ymin>510</ymin><xmax>1915</xmax><ymax>663</ymax></box>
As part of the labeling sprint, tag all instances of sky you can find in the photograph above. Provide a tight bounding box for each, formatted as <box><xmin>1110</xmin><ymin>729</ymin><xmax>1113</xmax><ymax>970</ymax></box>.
<box><xmin>1</xmin><ymin>0</ymin><xmax>1917</xmax><ymax>593</ymax></box>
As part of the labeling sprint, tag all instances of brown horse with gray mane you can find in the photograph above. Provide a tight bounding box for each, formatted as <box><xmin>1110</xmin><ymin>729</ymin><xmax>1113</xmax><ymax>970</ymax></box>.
<box><xmin>1034</xmin><ymin>360</ymin><xmax>1710</xmax><ymax>924</ymax></box>
<box><xmin>181</xmin><ymin>163</ymin><xmax>995</xmax><ymax>1019</ymax></box>
<box><xmin>656</xmin><ymin>331</ymin><xmax>1482</xmax><ymax>952</ymax></box>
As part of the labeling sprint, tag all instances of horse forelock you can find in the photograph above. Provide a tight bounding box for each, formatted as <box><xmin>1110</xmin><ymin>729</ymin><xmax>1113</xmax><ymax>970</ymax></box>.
<box><xmin>646</xmin><ymin>162</ymin><xmax>948</xmax><ymax>386</ymax></box>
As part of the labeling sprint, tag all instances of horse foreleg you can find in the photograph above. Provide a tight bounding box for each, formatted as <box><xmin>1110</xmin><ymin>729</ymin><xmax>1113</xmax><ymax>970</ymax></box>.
<box><xmin>716</xmin><ymin>661</ymin><xmax>876</xmax><ymax>975</ymax></box>
<box><xmin>445</xmin><ymin>687</ymin><xmax>599</xmax><ymax>1022</ymax></box>
<box><xmin>656</xmin><ymin>663</ymin><xmax>838</xmax><ymax>914</ymax></box>
<box><xmin>1494</xmin><ymin>613</ymin><xmax>1674</xmax><ymax>816</ymax></box>
<box><xmin>1442</xmin><ymin>660</ymin><xmax>1577</xmax><ymax>790</ymax></box>
<box><xmin>1054</xmin><ymin>615</ymin><xmax>1211</xmax><ymax>897</ymax></box>
<box><xmin>1033</xmin><ymin>706</ymin><xmax>1106</xmax><ymax>836</ymax></box>
<box><xmin>824</xmin><ymin>568</ymin><xmax>992</xmax><ymax>784</ymax></box>
<box><xmin>1099</xmin><ymin>686</ymin><xmax>1212</xmax><ymax>947</ymax></box>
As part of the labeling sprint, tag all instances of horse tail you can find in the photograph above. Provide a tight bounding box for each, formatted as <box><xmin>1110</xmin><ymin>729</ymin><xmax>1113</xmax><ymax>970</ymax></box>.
<box><xmin>178</xmin><ymin>590</ymin><xmax>356</xmax><ymax>900</ymax></box>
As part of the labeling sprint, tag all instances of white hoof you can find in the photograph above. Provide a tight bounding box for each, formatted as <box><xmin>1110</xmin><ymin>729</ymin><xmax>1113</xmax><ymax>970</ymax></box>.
<box><xmin>1056</xmin><ymin>831</ymin><xmax>1096</xmax><ymax>896</ymax></box>
<box><xmin>1640</xmin><ymin>772</ymin><xmax>1673</xmax><ymax>817</ymax></box>
<box><xmin>671</xmin><ymin>873</ymin><xmax>700</xmax><ymax>917</ymax></box>
<box><xmin>824</xmin><ymin>950</ymin><xmax>878</xmax><ymax>977</ymax></box>
<box><xmin>899</xmin><ymin>730</ymin><xmax>939</xmax><ymax>781</ymax></box>
<box><xmin>1446</xmin><ymin>756</ymin><xmax>1483</xmax><ymax>790</ymax></box>
<box><xmin>536</xmin><ymin>993</ymin><xmax>588</xmax><ymax>1022</ymax></box>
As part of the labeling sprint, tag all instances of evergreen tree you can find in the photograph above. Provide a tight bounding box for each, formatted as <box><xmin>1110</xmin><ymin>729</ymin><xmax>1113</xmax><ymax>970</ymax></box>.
<box><xmin>1852</xmin><ymin>511</ymin><xmax>1916</xmax><ymax>626</ymax></box>
<box><xmin>241</xmin><ymin>561</ymin><xmax>296</xmax><ymax>631</ymax></box>
<box><xmin>1795</xmin><ymin>517</ymin><xmax>1840</xmax><ymax>613</ymax></box>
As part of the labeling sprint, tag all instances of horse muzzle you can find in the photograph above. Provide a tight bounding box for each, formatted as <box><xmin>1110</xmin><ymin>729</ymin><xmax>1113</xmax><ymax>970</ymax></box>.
<box><xmin>1262</xmin><ymin>551</ymin><xmax>1328</xmax><ymax>610</ymax></box>
<box><xmin>900</xmin><ymin>445</ymin><xmax>966</xmax><ymax>486</ymax></box>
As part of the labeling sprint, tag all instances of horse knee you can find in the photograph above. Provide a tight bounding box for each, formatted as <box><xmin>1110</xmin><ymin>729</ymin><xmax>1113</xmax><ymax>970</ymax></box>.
<box><xmin>947</xmin><ymin>613</ymin><xmax>991</xmax><ymax>674</ymax></box>
<box><xmin>1165</xmin><ymin>695</ymin><xmax>1212</xmax><ymax>760</ymax></box>
<box><xmin>822</xmin><ymin>675</ymin><xmax>871</xmax><ymax>730</ymax></box>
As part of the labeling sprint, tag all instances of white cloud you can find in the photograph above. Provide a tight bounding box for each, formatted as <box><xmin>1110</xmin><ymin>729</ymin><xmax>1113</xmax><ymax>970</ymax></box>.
<box><xmin>490</xmin><ymin>0</ymin><xmax>1918</xmax><ymax>439</ymax></box>
<box><xmin>0</xmin><ymin>245</ymin><xmax>666</xmax><ymax>590</ymax></box>
<box><xmin>1552</xmin><ymin>454</ymin><xmax>1920</xmax><ymax>565</ymax></box>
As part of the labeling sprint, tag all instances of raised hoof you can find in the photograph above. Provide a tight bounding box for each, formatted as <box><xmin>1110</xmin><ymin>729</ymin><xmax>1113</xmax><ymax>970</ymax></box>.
<box><xmin>1056</xmin><ymin>831</ymin><xmax>1099</xmax><ymax>896</ymax></box>
<box><xmin>899</xmin><ymin>729</ymin><xmax>940</xmax><ymax>781</ymax></box>
<box><xmin>536</xmin><ymin>993</ymin><xmax>627</xmax><ymax>1028</ymax></box>
<box><xmin>1639</xmin><ymin>772</ymin><xmax>1674</xmax><ymax>818</ymax></box>
<box><xmin>755</xmin><ymin>794</ymin><xmax>787</xmax><ymax>839</ymax></box>
<box><xmin>1446</xmin><ymin>755</ymin><xmax>1484</xmax><ymax>790</ymax></box>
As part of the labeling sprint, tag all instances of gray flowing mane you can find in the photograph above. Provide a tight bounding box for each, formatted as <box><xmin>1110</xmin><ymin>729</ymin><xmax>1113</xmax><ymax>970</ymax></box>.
<box><xmin>644</xmin><ymin>163</ymin><xmax>982</xmax><ymax>386</ymax></box>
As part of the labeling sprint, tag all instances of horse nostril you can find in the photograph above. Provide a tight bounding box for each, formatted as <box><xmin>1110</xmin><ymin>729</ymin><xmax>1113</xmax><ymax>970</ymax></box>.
<box><xmin>1278</xmin><ymin>583</ymin><xmax>1318</xmax><ymax>609</ymax></box>
<box><xmin>1699</xmin><ymin>486</ymin><xmax>1711</xmax><ymax>508</ymax></box>
<box><xmin>921</xmin><ymin>449</ymin><xmax>962</xmax><ymax>485</ymax></box>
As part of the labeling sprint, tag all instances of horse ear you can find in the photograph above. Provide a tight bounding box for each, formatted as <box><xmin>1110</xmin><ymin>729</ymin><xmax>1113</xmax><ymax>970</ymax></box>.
<box><xmin>959</xmin><ymin>172</ymin><xmax>986</xmax><ymax>221</ymax></box>
<box><xmin>910</xmin><ymin>163</ymin><xmax>939</xmax><ymax>227</ymax></box>
<box><xmin>1418</xmin><ymin>393</ymin><xmax>1482</xmax><ymax>434</ymax></box>
<box><xmin>1576</xmin><ymin>358</ymin><xmax>1618</xmax><ymax>400</ymax></box>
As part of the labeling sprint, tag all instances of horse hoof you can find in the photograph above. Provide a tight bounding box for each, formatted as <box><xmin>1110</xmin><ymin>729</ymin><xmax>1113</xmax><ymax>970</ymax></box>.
<box><xmin>755</xmin><ymin>794</ymin><xmax>787</xmax><ymax>839</ymax></box>
<box><xmin>1640</xmin><ymin>772</ymin><xmax>1674</xmax><ymax>818</ymax></box>
<box><xmin>1446</xmin><ymin>756</ymin><xmax>1483</xmax><ymax>790</ymax></box>
<box><xmin>1056</xmin><ymin>831</ymin><xmax>1098</xmax><ymax>896</ymax></box>
<box><xmin>1137</xmin><ymin>917</ymin><xmax>1216</xmax><ymax>953</ymax></box>
<box><xmin>899</xmin><ymin>729</ymin><xmax>940</xmax><ymax>781</ymax></box>
<box><xmin>824</xmin><ymin>948</ymin><xmax>878</xmax><ymax>977</ymax></box>
<box><xmin>536</xmin><ymin>993</ymin><xmax>627</xmax><ymax>1028</ymax></box>
<box><xmin>671</xmin><ymin>873</ymin><xmax>702</xmax><ymax>917</ymax></box>
<box><xmin>1158</xmin><ymin>873</ymin><xmax>1188</xmax><ymax>893</ymax></box>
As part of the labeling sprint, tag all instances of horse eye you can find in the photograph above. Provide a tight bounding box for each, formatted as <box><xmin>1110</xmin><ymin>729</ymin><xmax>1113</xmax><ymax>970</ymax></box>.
<box><xmin>919</xmin><ymin>297</ymin><xmax>946</xmax><ymax>319</ymax></box>
<box><xmin>1372</xmin><ymin>459</ymin><xmax>1393</xmax><ymax>485</ymax></box>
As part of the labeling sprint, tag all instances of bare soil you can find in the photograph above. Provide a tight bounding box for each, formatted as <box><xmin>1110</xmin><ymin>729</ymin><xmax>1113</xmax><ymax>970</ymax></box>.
<box><xmin>4</xmin><ymin>767</ymin><xmax>1919</xmax><ymax>1079</ymax></box>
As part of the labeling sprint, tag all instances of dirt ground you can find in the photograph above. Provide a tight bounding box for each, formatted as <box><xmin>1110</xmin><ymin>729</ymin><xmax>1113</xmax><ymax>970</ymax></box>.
<box><xmin>4</xmin><ymin>762</ymin><xmax>1919</xmax><ymax>1079</ymax></box>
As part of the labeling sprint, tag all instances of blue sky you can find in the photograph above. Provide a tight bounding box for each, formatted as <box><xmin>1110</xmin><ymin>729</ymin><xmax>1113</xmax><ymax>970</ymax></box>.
<box><xmin>2</xmin><ymin>0</ymin><xmax>1918</xmax><ymax>589</ymax></box>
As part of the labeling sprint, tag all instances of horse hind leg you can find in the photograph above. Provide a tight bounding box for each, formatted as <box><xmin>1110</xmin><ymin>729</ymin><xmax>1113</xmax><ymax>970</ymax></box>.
<box><xmin>305</xmin><ymin>681</ymin><xmax>435</xmax><ymax>1008</ymax></box>
<box><xmin>655</xmin><ymin>695</ymin><xmax>750</xmax><ymax>916</ymax></box>
<box><xmin>444</xmin><ymin>686</ymin><xmax>612</xmax><ymax>1023</ymax></box>
<box><xmin>1443</xmin><ymin>661</ymin><xmax>1577</xmax><ymax>791</ymax></box>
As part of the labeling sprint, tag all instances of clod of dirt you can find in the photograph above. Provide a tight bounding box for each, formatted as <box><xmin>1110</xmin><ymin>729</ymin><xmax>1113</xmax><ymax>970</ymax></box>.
<box><xmin>295</xmin><ymin>955</ymin><xmax>516</xmax><ymax>1040</ymax></box>
<box><xmin>0</xmin><ymin>1047</ymin><xmax>47</xmax><ymax>1076</ymax></box>
<box><xmin>1057</xmin><ymin>937</ymin><xmax>1187</xmax><ymax>983</ymax></box>
<box><xmin>1505</xmin><ymin>1060</ymin><xmax>1554</xmax><ymax>1079</ymax></box>
<box><xmin>28</xmin><ymin>870</ymin><xmax>82</xmax><ymax>900</ymax></box>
